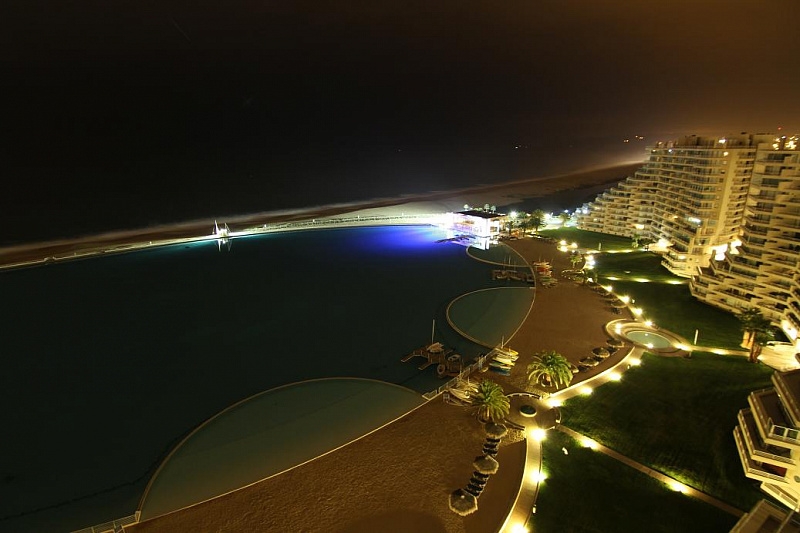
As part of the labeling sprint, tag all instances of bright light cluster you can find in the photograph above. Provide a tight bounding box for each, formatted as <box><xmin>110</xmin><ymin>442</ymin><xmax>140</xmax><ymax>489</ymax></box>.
<box><xmin>581</xmin><ymin>437</ymin><xmax>598</xmax><ymax>449</ymax></box>
<box><xmin>530</xmin><ymin>470</ymin><xmax>548</xmax><ymax>483</ymax></box>
<box><xmin>668</xmin><ymin>480</ymin><xmax>688</xmax><ymax>493</ymax></box>
<box><xmin>529</xmin><ymin>428</ymin><xmax>547</xmax><ymax>441</ymax></box>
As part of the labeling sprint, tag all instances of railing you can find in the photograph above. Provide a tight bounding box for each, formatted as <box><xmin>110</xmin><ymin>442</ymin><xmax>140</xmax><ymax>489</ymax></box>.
<box><xmin>774</xmin><ymin>376</ymin><xmax>800</xmax><ymax>427</ymax></box>
<box><xmin>249</xmin><ymin>213</ymin><xmax>443</xmax><ymax>234</ymax></box>
<box><xmin>734</xmin><ymin>428</ymin><xmax>787</xmax><ymax>483</ymax></box>
<box><xmin>738</xmin><ymin>410</ymin><xmax>794</xmax><ymax>465</ymax></box>
<box><xmin>422</xmin><ymin>353</ymin><xmax>490</xmax><ymax>400</ymax></box>
<box><xmin>768</xmin><ymin>420</ymin><xmax>800</xmax><ymax>446</ymax></box>
<box><xmin>71</xmin><ymin>513</ymin><xmax>139</xmax><ymax>533</ymax></box>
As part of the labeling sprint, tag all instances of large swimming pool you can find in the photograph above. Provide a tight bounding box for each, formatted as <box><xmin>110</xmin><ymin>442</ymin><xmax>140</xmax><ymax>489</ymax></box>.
<box><xmin>0</xmin><ymin>225</ymin><xmax>507</xmax><ymax>532</ymax></box>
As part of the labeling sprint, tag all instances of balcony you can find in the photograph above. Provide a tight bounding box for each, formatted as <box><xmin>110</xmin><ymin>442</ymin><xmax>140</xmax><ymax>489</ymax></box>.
<box><xmin>735</xmin><ymin>427</ymin><xmax>789</xmax><ymax>484</ymax></box>
<box><xmin>738</xmin><ymin>409</ymin><xmax>795</xmax><ymax>467</ymax></box>
<box><xmin>749</xmin><ymin>389</ymin><xmax>800</xmax><ymax>449</ymax></box>
<box><xmin>774</xmin><ymin>371</ymin><xmax>800</xmax><ymax>428</ymax></box>
<box><xmin>730</xmin><ymin>499</ymin><xmax>800</xmax><ymax>533</ymax></box>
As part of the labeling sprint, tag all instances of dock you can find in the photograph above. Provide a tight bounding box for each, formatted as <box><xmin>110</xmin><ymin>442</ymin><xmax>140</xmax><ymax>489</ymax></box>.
<box><xmin>401</xmin><ymin>342</ymin><xmax>462</xmax><ymax>377</ymax></box>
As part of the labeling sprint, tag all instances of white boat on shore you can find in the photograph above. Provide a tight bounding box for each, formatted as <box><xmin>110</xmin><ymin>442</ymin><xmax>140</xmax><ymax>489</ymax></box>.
<box><xmin>489</xmin><ymin>360</ymin><xmax>513</xmax><ymax>370</ymax></box>
<box><xmin>448</xmin><ymin>387</ymin><xmax>472</xmax><ymax>402</ymax></box>
<box><xmin>494</xmin><ymin>355</ymin><xmax>517</xmax><ymax>366</ymax></box>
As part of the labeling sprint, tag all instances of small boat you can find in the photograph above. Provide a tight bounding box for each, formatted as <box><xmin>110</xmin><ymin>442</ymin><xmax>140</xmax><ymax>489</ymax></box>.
<box><xmin>494</xmin><ymin>356</ymin><xmax>516</xmax><ymax>366</ymax></box>
<box><xmin>489</xmin><ymin>360</ymin><xmax>513</xmax><ymax>370</ymax></box>
<box><xmin>427</xmin><ymin>342</ymin><xmax>445</xmax><ymax>353</ymax></box>
<box><xmin>448</xmin><ymin>388</ymin><xmax>471</xmax><ymax>401</ymax></box>
<box><xmin>489</xmin><ymin>366</ymin><xmax>511</xmax><ymax>375</ymax></box>
<box><xmin>493</xmin><ymin>350</ymin><xmax>518</xmax><ymax>361</ymax></box>
<box><xmin>452</xmin><ymin>379</ymin><xmax>478</xmax><ymax>392</ymax></box>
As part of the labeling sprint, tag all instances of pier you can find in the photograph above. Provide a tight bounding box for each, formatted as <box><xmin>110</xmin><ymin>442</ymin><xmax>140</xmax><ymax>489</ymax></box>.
<box><xmin>401</xmin><ymin>342</ymin><xmax>463</xmax><ymax>377</ymax></box>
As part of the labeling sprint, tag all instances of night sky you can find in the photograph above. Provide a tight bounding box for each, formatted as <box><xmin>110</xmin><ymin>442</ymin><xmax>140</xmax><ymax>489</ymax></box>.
<box><xmin>3</xmin><ymin>1</ymin><xmax>800</xmax><ymax>243</ymax></box>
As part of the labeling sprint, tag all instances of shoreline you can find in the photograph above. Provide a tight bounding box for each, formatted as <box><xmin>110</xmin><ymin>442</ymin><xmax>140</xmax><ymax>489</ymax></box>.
<box><xmin>0</xmin><ymin>162</ymin><xmax>641</xmax><ymax>270</ymax></box>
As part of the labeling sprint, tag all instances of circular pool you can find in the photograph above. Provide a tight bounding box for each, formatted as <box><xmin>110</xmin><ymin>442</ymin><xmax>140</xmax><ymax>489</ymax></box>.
<box><xmin>625</xmin><ymin>330</ymin><xmax>673</xmax><ymax>349</ymax></box>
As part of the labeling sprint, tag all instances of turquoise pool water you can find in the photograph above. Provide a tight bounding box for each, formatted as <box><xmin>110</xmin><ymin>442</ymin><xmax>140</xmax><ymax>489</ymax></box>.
<box><xmin>140</xmin><ymin>378</ymin><xmax>424</xmax><ymax>520</ymax></box>
<box><xmin>625</xmin><ymin>330</ymin><xmax>673</xmax><ymax>349</ymax></box>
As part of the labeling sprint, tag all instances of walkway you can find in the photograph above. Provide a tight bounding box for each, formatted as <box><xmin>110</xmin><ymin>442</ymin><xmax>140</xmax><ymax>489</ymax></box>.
<box><xmin>497</xmin><ymin>394</ymin><xmax>550</xmax><ymax>533</ymax></box>
<box><xmin>555</xmin><ymin>425</ymin><xmax>744</xmax><ymax>518</ymax></box>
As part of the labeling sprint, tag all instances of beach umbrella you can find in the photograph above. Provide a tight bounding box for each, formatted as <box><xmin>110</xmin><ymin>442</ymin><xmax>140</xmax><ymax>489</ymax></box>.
<box><xmin>449</xmin><ymin>489</ymin><xmax>478</xmax><ymax>516</ymax></box>
<box><xmin>484</xmin><ymin>422</ymin><xmax>508</xmax><ymax>440</ymax></box>
<box><xmin>607</xmin><ymin>338</ymin><xmax>624</xmax><ymax>348</ymax></box>
<box><xmin>470</xmin><ymin>473</ymin><xmax>488</xmax><ymax>484</ymax></box>
<box><xmin>592</xmin><ymin>347</ymin><xmax>610</xmax><ymax>358</ymax></box>
<box><xmin>473</xmin><ymin>454</ymin><xmax>500</xmax><ymax>475</ymax></box>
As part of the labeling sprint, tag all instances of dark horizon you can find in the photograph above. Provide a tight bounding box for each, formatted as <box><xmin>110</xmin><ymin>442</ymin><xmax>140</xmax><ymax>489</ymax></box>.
<box><xmin>2</xmin><ymin>1</ymin><xmax>799</xmax><ymax>243</ymax></box>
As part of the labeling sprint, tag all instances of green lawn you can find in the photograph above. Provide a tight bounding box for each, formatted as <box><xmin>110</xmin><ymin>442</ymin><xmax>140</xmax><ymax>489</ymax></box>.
<box><xmin>593</xmin><ymin>249</ymin><xmax>679</xmax><ymax>282</ymax></box>
<box><xmin>535</xmin><ymin>231</ymin><xmax>747</xmax><ymax>350</ymax></box>
<box><xmin>561</xmin><ymin>351</ymin><xmax>774</xmax><ymax>511</ymax></box>
<box><xmin>607</xmin><ymin>280</ymin><xmax>743</xmax><ymax>350</ymax></box>
<box><xmin>588</xmin><ymin>250</ymin><xmax>744</xmax><ymax>350</ymax></box>
<box><xmin>530</xmin><ymin>431</ymin><xmax>739</xmax><ymax>533</ymax></box>
<box><xmin>539</xmin><ymin>227</ymin><xmax>633</xmax><ymax>252</ymax></box>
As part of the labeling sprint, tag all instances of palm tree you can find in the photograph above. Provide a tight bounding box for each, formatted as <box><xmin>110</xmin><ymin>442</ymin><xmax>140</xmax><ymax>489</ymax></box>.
<box><xmin>471</xmin><ymin>380</ymin><xmax>510</xmax><ymax>423</ymax></box>
<box><xmin>738</xmin><ymin>308</ymin><xmax>774</xmax><ymax>363</ymax></box>
<box><xmin>559</xmin><ymin>212</ymin><xmax>571</xmax><ymax>226</ymax></box>
<box><xmin>751</xmin><ymin>328</ymin><xmax>776</xmax><ymax>363</ymax></box>
<box><xmin>569</xmin><ymin>252</ymin><xmax>583</xmax><ymax>269</ymax></box>
<box><xmin>529</xmin><ymin>209</ymin><xmax>546</xmax><ymax>234</ymax></box>
<box><xmin>527</xmin><ymin>350</ymin><xmax>573</xmax><ymax>389</ymax></box>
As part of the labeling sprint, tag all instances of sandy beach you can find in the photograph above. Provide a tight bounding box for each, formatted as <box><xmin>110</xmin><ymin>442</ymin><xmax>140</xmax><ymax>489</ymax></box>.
<box><xmin>117</xmin><ymin>183</ymin><xmax>634</xmax><ymax>532</ymax></box>
<box><xmin>0</xmin><ymin>163</ymin><xmax>640</xmax><ymax>269</ymax></box>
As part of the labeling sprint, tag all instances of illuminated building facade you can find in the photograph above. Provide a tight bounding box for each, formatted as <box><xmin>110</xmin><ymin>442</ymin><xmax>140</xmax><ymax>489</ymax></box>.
<box><xmin>445</xmin><ymin>210</ymin><xmax>504</xmax><ymax>250</ymax></box>
<box><xmin>577</xmin><ymin>133</ymin><xmax>800</xmax><ymax>347</ymax></box>
<box><xmin>691</xmin><ymin>135</ymin><xmax>800</xmax><ymax>347</ymax></box>
<box><xmin>733</xmin><ymin>368</ymin><xmax>800</xmax><ymax>527</ymax></box>
<box><xmin>577</xmin><ymin>133</ymin><xmax>773</xmax><ymax>277</ymax></box>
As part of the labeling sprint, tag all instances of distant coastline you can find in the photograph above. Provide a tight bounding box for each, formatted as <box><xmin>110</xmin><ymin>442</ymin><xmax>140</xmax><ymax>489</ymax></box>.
<box><xmin>0</xmin><ymin>162</ymin><xmax>642</xmax><ymax>269</ymax></box>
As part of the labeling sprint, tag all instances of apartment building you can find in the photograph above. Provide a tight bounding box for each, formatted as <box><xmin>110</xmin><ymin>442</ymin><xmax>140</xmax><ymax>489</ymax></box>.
<box><xmin>691</xmin><ymin>136</ymin><xmax>800</xmax><ymax>344</ymax></box>
<box><xmin>733</xmin><ymin>368</ymin><xmax>800</xmax><ymax>530</ymax></box>
<box><xmin>577</xmin><ymin>133</ymin><xmax>800</xmax><ymax>345</ymax></box>
<box><xmin>576</xmin><ymin>133</ymin><xmax>774</xmax><ymax>276</ymax></box>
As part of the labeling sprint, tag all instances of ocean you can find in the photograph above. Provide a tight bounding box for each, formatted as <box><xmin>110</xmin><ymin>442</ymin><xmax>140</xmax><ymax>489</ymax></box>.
<box><xmin>4</xmin><ymin>138</ymin><xmax>647</xmax><ymax>247</ymax></box>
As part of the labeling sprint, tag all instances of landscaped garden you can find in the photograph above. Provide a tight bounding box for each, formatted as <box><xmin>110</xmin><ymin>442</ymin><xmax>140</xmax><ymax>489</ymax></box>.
<box><xmin>529</xmin><ymin>226</ymin><xmax>779</xmax><ymax>530</ymax></box>
<box><xmin>530</xmin><ymin>431</ymin><xmax>739</xmax><ymax>533</ymax></box>
<box><xmin>561</xmin><ymin>351</ymin><xmax>774</xmax><ymax>512</ymax></box>
<box><xmin>540</xmin><ymin>229</ymin><xmax>745</xmax><ymax>350</ymax></box>
<box><xmin>539</xmin><ymin>227</ymin><xmax>632</xmax><ymax>252</ymax></box>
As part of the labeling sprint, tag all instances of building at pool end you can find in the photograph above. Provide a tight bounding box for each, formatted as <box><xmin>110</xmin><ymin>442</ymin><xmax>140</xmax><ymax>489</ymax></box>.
<box><xmin>443</xmin><ymin>210</ymin><xmax>505</xmax><ymax>250</ymax></box>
